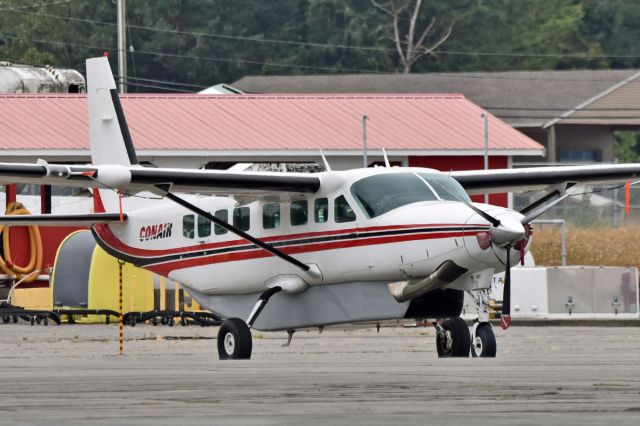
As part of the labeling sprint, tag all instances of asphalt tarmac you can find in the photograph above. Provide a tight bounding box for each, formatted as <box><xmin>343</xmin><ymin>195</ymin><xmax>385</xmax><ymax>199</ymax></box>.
<box><xmin>0</xmin><ymin>322</ymin><xmax>639</xmax><ymax>425</ymax></box>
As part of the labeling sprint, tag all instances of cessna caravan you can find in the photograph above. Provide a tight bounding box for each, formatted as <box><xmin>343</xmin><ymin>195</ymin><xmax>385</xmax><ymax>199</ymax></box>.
<box><xmin>1</xmin><ymin>57</ymin><xmax>639</xmax><ymax>360</ymax></box>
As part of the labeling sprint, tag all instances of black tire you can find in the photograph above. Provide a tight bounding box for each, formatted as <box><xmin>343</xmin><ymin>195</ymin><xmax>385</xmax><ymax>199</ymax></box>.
<box><xmin>168</xmin><ymin>318</ymin><xmax>174</xmax><ymax>327</ymax></box>
<box><xmin>43</xmin><ymin>317</ymin><xmax>48</xmax><ymax>326</ymax></box>
<box><xmin>181</xmin><ymin>317</ymin><xmax>187</xmax><ymax>326</ymax></box>
<box><xmin>436</xmin><ymin>317</ymin><xmax>470</xmax><ymax>358</ymax></box>
<box><xmin>217</xmin><ymin>318</ymin><xmax>252</xmax><ymax>360</ymax></box>
<box><xmin>68</xmin><ymin>315</ymin><xmax>75</xmax><ymax>325</ymax></box>
<box><xmin>2</xmin><ymin>315</ymin><xmax>9</xmax><ymax>323</ymax></box>
<box><xmin>152</xmin><ymin>317</ymin><xmax>158</xmax><ymax>326</ymax></box>
<box><xmin>105</xmin><ymin>316</ymin><xmax>110</xmax><ymax>325</ymax></box>
<box><xmin>471</xmin><ymin>323</ymin><xmax>497</xmax><ymax>358</ymax></box>
<box><xmin>30</xmin><ymin>316</ymin><xmax>35</xmax><ymax>326</ymax></box>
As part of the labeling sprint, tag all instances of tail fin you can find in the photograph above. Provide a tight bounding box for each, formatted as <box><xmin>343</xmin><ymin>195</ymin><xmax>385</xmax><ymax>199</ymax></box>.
<box><xmin>86</xmin><ymin>57</ymin><xmax>139</xmax><ymax>166</ymax></box>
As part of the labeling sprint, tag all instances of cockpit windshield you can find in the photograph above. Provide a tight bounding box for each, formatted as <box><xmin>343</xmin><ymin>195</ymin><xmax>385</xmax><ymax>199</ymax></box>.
<box><xmin>350</xmin><ymin>173</ymin><xmax>437</xmax><ymax>218</ymax></box>
<box><xmin>418</xmin><ymin>173</ymin><xmax>471</xmax><ymax>203</ymax></box>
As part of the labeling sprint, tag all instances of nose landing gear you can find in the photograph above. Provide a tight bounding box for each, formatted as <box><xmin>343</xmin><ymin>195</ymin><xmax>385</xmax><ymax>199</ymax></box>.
<box><xmin>468</xmin><ymin>288</ymin><xmax>497</xmax><ymax>358</ymax></box>
<box><xmin>471</xmin><ymin>322</ymin><xmax>496</xmax><ymax>357</ymax></box>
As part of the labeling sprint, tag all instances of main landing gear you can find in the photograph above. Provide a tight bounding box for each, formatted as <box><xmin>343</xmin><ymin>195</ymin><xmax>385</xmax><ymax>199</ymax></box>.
<box><xmin>432</xmin><ymin>316</ymin><xmax>496</xmax><ymax>358</ymax></box>
<box><xmin>434</xmin><ymin>317</ymin><xmax>470</xmax><ymax>357</ymax></box>
<box><xmin>217</xmin><ymin>286</ymin><xmax>282</xmax><ymax>360</ymax></box>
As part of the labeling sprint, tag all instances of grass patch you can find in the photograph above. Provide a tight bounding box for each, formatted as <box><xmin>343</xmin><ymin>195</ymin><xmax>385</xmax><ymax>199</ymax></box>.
<box><xmin>531</xmin><ymin>226</ymin><xmax>640</xmax><ymax>269</ymax></box>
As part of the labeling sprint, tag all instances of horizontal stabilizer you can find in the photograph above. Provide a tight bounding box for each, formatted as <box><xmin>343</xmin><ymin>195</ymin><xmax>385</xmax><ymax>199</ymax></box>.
<box><xmin>0</xmin><ymin>213</ymin><xmax>127</xmax><ymax>226</ymax></box>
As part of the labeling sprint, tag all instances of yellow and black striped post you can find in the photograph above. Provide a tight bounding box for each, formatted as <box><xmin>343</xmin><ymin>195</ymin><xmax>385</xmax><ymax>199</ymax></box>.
<box><xmin>118</xmin><ymin>260</ymin><xmax>124</xmax><ymax>355</ymax></box>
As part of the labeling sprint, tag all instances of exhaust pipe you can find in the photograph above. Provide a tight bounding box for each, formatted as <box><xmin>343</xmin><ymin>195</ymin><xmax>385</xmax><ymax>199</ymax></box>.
<box><xmin>388</xmin><ymin>260</ymin><xmax>468</xmax><ymax>303</ymax></box>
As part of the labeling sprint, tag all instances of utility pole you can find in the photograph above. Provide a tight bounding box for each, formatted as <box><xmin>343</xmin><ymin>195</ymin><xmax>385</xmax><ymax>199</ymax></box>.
<box><xmin>482</xmin><ymin>112</ymin><xmax>489</xmax><ymax>204</ymax></box>
<box><xmin>117</xmin><ymin>0</ymin><xmax>127</xmax><ymax>94</ymax></box>
<box><xmin>362</xmin><ymin>115</ymin><xmax>369</xmax><ymax>168</ymax></box>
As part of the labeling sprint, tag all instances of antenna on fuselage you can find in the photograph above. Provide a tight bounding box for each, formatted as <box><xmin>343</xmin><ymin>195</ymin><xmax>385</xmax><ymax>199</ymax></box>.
<box><xmin>319</xmin><ymin>150</ymin><xmax>332</xmax><ymax>172</ymax></box>
<box><xmin>382</xmin><ymin>148</ymin><xmax>391</xmax><ymax>168</ymax></box>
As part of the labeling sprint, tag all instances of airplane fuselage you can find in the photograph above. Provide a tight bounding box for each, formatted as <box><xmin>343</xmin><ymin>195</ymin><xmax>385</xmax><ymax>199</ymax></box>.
<box><xmin>92</xmin><ymin>168</ymin><xmax>528</xmax><ymax>324</ymax></box>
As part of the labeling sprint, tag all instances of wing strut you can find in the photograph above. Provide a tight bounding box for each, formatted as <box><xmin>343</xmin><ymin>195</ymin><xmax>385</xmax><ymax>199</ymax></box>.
<box><xmin>519</xmin><ymin>184</ymin><xmax>577</xmax><ymax>224</ymax></box>
<box><xmin>157</xmin><ymin>187</ymin><xmax>312</xmax><ymax>273</ymax></box>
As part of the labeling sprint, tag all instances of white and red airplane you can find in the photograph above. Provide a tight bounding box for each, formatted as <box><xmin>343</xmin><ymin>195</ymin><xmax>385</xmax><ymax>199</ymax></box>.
<box><xmin>1</xmin><ymin>57</ymin><xmax>639</xmax><ymax>360</ymax></box>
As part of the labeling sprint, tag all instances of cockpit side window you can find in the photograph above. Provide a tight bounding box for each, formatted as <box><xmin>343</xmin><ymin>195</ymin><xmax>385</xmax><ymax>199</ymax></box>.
<box><xmin>350</xmin><ymin>173</ymin><xmax>437</xmax><ymax>218</ymax></box>
<box><xmin>334</xmin><ymin>195</ymin><xmax>356</xmax><ymax>223</ymax></box>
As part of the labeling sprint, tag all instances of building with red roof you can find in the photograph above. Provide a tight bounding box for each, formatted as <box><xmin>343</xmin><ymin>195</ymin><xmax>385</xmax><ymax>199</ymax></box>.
<box><xmin>0</xmin><ymin>93</ymin><xmax>543</xmax><ymax>171</ymax></box>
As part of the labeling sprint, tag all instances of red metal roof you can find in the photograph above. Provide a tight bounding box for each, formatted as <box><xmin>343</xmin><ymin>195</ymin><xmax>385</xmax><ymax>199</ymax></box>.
<box><xmin>0</xmin><ymin>93</ymin><xmax>543</xmax><ymax>154</ymax></box>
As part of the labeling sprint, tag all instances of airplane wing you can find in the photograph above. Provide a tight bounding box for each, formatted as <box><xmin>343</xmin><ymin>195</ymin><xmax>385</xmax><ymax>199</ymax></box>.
<box><xmin>0</xmin><ymin>213</ymin><xmax>126</xmax><ymax>226</ymax></box>
<box><xmin>0</xmin><ymin>162</ymin><xmax>321</xmax><ymax>196</ymax></box>
<box><xmin>1</xmin><ymin>161</ymin><xmax>639</xmax><ymax>197</ymax></box>
<box><xmin>451</xmin><ymin>164</ymin><xmax>640</xmax><ymax>195</ymax></box>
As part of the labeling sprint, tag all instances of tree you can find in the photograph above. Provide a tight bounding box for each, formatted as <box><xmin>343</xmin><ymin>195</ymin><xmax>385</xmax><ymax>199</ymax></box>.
<box><xmin>614</xmin><ymin>131</ymin><xmax>640</xmax><ymax>164</ymax></box>
<box><xmin>371</xmin><ymin>0</ymin><xmax>453</xmax><ymax>73</ymax></box>
<box><xmin>435</xmin><ymin>0</ymin><xmax>605</xmax><ymax>72</ymax></box>
<box><xmin>581</xmin><ymin>0</ymin><xmax>640</xmax><ymax>68</ymax></box>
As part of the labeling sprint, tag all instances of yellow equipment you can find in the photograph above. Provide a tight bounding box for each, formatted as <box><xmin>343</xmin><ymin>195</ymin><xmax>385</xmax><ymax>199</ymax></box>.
<box><xmin>51</xmin><ymin>230</ymin><xmax>153</xmax><ymax>323</ymax></box>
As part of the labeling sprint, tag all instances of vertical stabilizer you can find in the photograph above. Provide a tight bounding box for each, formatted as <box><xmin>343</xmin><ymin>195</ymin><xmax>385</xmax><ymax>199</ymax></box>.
<box><xmin>86</xmin><ymin>57</ymin><xmax>139</xmax><ymax>166</ymax></box>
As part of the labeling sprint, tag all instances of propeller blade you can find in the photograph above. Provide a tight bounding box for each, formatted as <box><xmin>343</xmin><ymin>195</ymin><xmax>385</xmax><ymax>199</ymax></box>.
<box><xmin>500</xmin><ymin>245</ymin><xmax>512</xmax><ymax>330</ymax></box>
<box><xmin>464</xmin><ymin>200</ymin><xmax>501</xmax><ymax>228</ymax></box>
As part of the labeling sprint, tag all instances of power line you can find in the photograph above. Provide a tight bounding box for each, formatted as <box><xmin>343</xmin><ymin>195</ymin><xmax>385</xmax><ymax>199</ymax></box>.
<box><xmin>1</xmin><ymin>33</ymin><xmax>386</xmax><ymax>74</ymax></box>
<box><xmin>121</xmin><ymin>81</ymin><xmax>196</xmax><ymax>93</ymax></box>
<box><xmin>117</xmin><ymin>75</ymin><xmax>206</xmax><ymax>90</ymax></box>
<box><xmin>0</xmin><ymin>0</ymin><xmax>75</xmax><ymax>12</ymax></box>
<box><xmin>6</xmin><ymin>8</ymin><xmax>640</xmax><ymax>61</ymax></box>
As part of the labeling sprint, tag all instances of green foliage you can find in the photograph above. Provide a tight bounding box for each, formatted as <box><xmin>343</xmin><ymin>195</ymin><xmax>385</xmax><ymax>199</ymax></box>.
<box><xmin>0</xmin><ymin>0</ymin><xmax>637</xmax><ymax>90</ymax></box>
<box><xmin>614</xmin><ymin>131</ymin><xmax>640</xmax><ymax>164</ymax></box>
<box><xmin>581</xmin><ymin>0</ymin><xmax>640</xmax><ymax>68</ymax></box>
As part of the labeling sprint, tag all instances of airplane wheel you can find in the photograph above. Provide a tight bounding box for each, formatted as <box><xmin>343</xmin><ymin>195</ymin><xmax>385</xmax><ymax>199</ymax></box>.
<box><xmin>217</xmin><ymin>318</ymin><xmax>252</xmax><ymax>360</ymax></box>
<box><xmin>436</xmin><ymin>317</ymin><xmax>470</xmax><ymax>358</ymax></box>
<box><xmin>471</xmin><ymin>323</ymin><xmax>496</xmax><ymax>358</ymax></box>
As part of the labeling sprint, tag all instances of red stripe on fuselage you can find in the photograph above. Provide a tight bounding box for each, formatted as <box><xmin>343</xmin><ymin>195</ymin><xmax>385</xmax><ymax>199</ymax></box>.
<box><xmin>93</xmin><ymin>222</ymin><xmax>488</xmax><ymax>259</ymax></box>
<box><xmin>144</xmin><ymin>230</ymin><xmax>477</xmax><ymax>276</ymax></box>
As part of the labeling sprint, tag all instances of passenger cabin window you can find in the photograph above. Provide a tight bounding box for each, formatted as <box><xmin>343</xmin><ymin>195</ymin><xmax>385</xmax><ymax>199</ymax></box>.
<box><xmin>290</xmin><ymin>200</ymin><xmax>308</xmax><ymax>226</ymax></box>
<box><xmin>233</xmin><ymin>207</ymin><xmax>250</xmax><ymax>231</ymax></box>
<box><xmin>182</xmin><ymin>214</ymin><xmax>195</xmax><ymax>238</ymax></box>
<box><xmin>314</xmin><ymin>198</ymin><xmax>328</xmax><ymax>223</ymax></box>
<box><xmin>214</xmin><ymin>210</ymin><xmax>228</xmax><ymax>235</ymax></box>
<box><xmin>198</xmin><ymin>215</ymin><xmax>211</xmax><ymax>238</ymax></box>
<box><xmin>334</xmin><ymin>195</ymin><xmax>356</xmax><ymax>223</ymax></box>
<box><xmin>263</xmin><ymin>203</ymin><xmax>280</xmax><ymax>229</ymax></box>
<box><xmin>350</xmin><ymin>173</ymin><xmax>437</xmax><ymax>218</ymax></box>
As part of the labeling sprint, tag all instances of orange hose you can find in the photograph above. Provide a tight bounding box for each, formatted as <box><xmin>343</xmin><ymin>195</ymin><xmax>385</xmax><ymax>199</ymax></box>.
<box><xmin>0</xmin><ymin>202</ymin><xmax>43</xmax><ymax>283</ymax></box>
